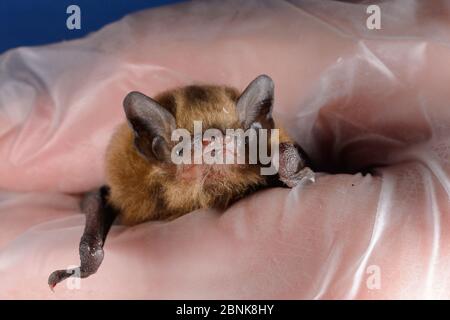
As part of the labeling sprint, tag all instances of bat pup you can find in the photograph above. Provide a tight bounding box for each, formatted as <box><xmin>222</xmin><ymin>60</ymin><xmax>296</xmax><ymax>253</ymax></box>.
<box><xmin>48</xmin><ymin>74</ymin><xmax>314</xmax><ymax>289</ymax></box>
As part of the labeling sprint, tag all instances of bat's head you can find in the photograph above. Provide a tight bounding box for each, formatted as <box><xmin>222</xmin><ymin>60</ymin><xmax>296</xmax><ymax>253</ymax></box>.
<box><xmin>122</xmin><ymin>75</ymin><xmax>278</xmax><ymax>210</ymax></box>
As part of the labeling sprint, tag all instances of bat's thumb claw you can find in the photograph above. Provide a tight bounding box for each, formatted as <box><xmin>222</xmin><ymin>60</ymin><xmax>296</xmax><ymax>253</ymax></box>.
<box><xmin>48</xmin><ymin>268</ymin><xmax>77</xmax><ymax>291</ymax></box>
<box><xmin>301</xmin><ymin>167</ymin><xmax>316</xmax><ymax>184</ymax></box>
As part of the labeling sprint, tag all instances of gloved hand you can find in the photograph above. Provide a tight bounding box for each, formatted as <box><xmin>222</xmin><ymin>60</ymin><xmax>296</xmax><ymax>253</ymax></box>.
<box><xmin>0</xmin><ymin>0</ymin><xmax>449</xmax><ymax>299</ymax></box>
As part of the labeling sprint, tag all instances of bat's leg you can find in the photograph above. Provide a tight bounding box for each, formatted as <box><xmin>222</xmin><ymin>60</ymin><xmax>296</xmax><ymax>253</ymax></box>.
<box><xmin>278</xmin><ymin>142</ymin><xmax>315</xmax><ymax>188</ymax></box>
<box><xmin>48</xmin><ymin>186</ymin><xmax>118</xmax><ymax>290</ymax></box>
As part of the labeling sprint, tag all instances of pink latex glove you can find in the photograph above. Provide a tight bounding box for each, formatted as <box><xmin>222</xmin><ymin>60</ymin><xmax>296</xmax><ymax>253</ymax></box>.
<box><xmin>0</xmin><ymin>0</ymin><xmax>449</xmax><ymax>299</ymax></box>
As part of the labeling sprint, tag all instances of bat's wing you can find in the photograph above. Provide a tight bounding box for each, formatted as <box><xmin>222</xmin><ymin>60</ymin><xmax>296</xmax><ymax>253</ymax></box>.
<box><xmin>48</xmin><ymin>186</ymin><xmax>118</xmax><ymax>290</ymax></box>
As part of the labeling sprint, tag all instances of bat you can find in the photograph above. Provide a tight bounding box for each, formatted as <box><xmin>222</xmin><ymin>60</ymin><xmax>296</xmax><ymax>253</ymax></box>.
<box><xmin>48</xmin><ymin>75</ymin><xmax>314</xmax><ymax>289</ymax></box>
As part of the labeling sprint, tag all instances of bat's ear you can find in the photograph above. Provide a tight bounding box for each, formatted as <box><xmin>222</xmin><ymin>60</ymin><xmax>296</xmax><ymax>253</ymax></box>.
<box><xmin>123</xmin><ymin>91</ymin><xmax>176</xmax><ymax>162</ymax></box>
<box><xmin>236</xmin><ymin>74</ymin><xmax>275</xmax><ymax>129</ymax></box>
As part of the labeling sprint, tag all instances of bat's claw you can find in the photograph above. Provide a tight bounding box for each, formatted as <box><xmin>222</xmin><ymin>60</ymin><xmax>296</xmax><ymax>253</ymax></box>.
<box><xmin>48</xmin><ymin>268</ymin><xmax>77</xmax><ymax>291</ymax></box>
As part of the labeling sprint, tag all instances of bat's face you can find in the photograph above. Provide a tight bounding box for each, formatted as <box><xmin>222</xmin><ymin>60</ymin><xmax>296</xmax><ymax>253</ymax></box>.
<box><xmin>123</xmin><ymin>75</ymin><xmax>277</xmax><ymax>209</ymax></box>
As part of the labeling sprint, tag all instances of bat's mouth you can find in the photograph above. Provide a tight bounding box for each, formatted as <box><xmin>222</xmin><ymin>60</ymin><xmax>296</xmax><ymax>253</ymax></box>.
<box><xmin>177</xmin><ymin>162</ymin><xmax>246</xmax><ymax>181</ymax></box>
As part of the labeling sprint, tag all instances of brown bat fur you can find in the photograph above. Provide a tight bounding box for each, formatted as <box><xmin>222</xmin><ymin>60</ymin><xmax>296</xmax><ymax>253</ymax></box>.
<box><xmin>105</xmin><ymin>81</ymin><xmax>293</xmax><ymax>225</ymax></box>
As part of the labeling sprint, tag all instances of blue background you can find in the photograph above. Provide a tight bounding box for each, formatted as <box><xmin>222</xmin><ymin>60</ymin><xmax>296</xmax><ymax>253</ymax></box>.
<box><xmin>0</xmin><ymin>0</ymin><xmax>186</xmax><ymax>54</ymax></box>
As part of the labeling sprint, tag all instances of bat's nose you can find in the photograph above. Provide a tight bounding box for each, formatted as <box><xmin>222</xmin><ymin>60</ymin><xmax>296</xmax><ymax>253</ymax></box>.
<box><xmin>202</xmin><ymin>139</ymin><xmax>210</xmax><ymax>147</ymax></box>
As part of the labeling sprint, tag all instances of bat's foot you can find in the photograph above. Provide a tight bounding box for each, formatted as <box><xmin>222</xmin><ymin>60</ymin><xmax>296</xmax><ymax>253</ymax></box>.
<box><xmin>279</xmin><ymin>142</ymin><xmax>315</xmax><ymax>187</ymax></box>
